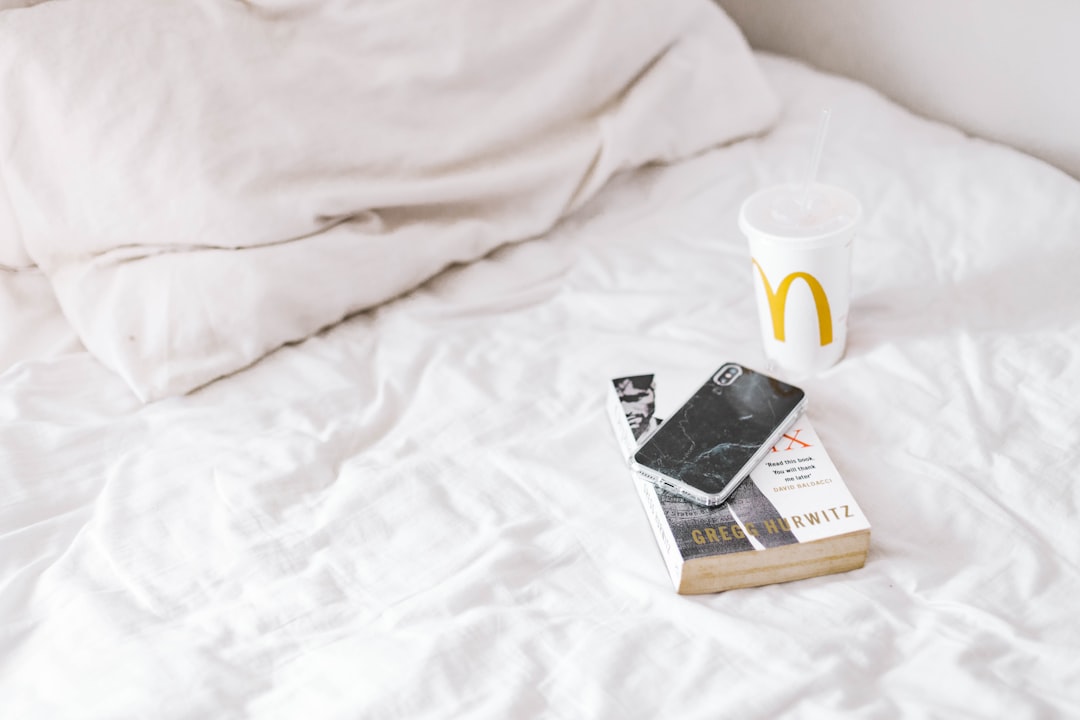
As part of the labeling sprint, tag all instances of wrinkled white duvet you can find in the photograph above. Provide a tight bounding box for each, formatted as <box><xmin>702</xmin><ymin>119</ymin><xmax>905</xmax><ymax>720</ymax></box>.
<box><xmin>2</xmin><ymin>54</ymin><xmax>1080</xmax><ymax>718</ymax></box>
<box><xmin>0</xmin><ymin>0</ymin><xmax>776</xmax><ymax>401</ymax></box>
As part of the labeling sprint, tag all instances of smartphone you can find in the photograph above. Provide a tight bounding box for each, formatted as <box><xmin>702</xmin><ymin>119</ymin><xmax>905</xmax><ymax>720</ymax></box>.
<box><xmin>630</xmin><ymin>362</ymin><xmax>806</xmax><ymax>506</ymax></box>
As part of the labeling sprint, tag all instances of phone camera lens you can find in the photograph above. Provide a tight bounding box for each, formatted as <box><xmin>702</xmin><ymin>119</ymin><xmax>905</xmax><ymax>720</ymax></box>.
<box><xmin>712</xmin><ymin>363</ymin><xmax>743</xmax><ymax>387</ymax></box>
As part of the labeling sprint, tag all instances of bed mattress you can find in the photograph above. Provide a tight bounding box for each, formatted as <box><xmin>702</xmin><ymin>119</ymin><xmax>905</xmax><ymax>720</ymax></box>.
<box><xmin>2</xmin><ymin>54</ymin><xmax>1079</xmax><ymax>718</ymax></box>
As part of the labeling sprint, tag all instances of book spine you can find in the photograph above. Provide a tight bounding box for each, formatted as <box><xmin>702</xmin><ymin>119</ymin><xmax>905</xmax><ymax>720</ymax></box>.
<box><xmin>607</xmin><ymin>379</ymin><xmax>685</xmax><ymax>591</ymax></box>
<box><xmin>633</xmin><ymin>476</ymin><xmax>685</xmax><ymax>591</ymax></box>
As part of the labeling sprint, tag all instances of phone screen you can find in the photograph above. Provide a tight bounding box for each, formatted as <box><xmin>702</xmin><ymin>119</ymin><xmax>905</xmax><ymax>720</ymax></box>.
<box><xmin>633</xmin><ymin>364</ymin><xmax>805</xmax><ymax>500</ymax></box>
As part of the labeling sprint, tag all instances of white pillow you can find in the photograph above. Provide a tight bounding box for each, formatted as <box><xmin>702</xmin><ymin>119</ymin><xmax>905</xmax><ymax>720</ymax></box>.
<box><xmin>0</xmin><ymin>0</ymin><xmax>778</xmax><ymax>401</ymax></box>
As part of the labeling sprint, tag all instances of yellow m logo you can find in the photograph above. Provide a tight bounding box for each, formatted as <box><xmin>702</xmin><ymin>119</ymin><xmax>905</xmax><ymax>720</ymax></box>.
<box><xmin>752</xmin><ymin>260</ymin><xmax>833</xmax><ymax>346</ymax></box>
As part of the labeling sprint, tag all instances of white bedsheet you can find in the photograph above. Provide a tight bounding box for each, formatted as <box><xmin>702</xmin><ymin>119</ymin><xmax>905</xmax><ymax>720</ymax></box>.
<box><xmin>3</xmin><ymin>54</ymin><xmax>1080</xmax><ymax>718</ymax></box>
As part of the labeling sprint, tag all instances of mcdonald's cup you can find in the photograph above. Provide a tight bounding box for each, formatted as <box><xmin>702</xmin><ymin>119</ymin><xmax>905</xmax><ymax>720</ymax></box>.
<box><xmin>739</xmin><ymin>183</ymin><xmax>862</xmax><ymax>376</ymax></box>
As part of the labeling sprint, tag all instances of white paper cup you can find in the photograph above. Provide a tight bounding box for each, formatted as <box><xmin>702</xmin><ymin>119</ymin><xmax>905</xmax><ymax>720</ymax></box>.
<box><xmin>739</xmin><ymin>183</ymin><xmax>862</xmax><ymax>376</ymax></box>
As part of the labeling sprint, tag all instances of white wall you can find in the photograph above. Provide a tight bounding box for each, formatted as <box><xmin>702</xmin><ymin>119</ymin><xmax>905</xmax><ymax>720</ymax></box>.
<box><xmin>717</xmin><ymin>0</ymin><xmax>1080</xmax><ymax>179</ymax></box>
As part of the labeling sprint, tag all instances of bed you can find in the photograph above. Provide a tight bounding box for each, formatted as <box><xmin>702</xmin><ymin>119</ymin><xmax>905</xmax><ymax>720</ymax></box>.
<box><xmin>2</xmin><ymin>1</ymin><xmax>1079</xmax><ymax>718</ymax></box>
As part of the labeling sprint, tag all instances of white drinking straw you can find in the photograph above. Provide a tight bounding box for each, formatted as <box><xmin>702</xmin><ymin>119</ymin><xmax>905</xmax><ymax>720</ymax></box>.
<box><xmin>798</xmin><ymin>109</ymin><xmax>832</xmax><ymax>212</ymax></box>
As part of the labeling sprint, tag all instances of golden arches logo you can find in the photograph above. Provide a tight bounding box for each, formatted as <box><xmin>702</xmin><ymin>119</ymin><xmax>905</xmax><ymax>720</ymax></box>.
<box><xmin>752</xmin><ymin>259</ymin><xmax>833</xmax><ymax>346</ymax></box>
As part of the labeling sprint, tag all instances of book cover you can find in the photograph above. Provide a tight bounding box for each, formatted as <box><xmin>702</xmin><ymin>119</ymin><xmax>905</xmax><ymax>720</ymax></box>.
<box><xmin>608</xmin><ymin>373</ymin><xmax>871</xmax><ymax>594</ymax></box>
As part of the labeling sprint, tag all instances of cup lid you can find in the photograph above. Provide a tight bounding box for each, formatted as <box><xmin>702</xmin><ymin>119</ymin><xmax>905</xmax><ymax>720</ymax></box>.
<box><xmin>739</xmin><ymin>183</ymin><xmax>862</xmax><ymax>247</ymax></box>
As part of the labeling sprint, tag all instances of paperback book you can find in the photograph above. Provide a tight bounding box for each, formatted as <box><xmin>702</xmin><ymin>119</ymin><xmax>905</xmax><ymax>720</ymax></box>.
<box><xmin>608</xmin><ymin>373</ymin><xmax>871</xmax><ymax>594</ymax></box>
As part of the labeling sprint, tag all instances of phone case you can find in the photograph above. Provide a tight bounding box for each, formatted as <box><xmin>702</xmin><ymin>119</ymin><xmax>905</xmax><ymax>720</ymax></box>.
<box><xmin>631</xmin><ymin>363</ymin><xmax>805</xmax><ymax>506</ymax></box>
